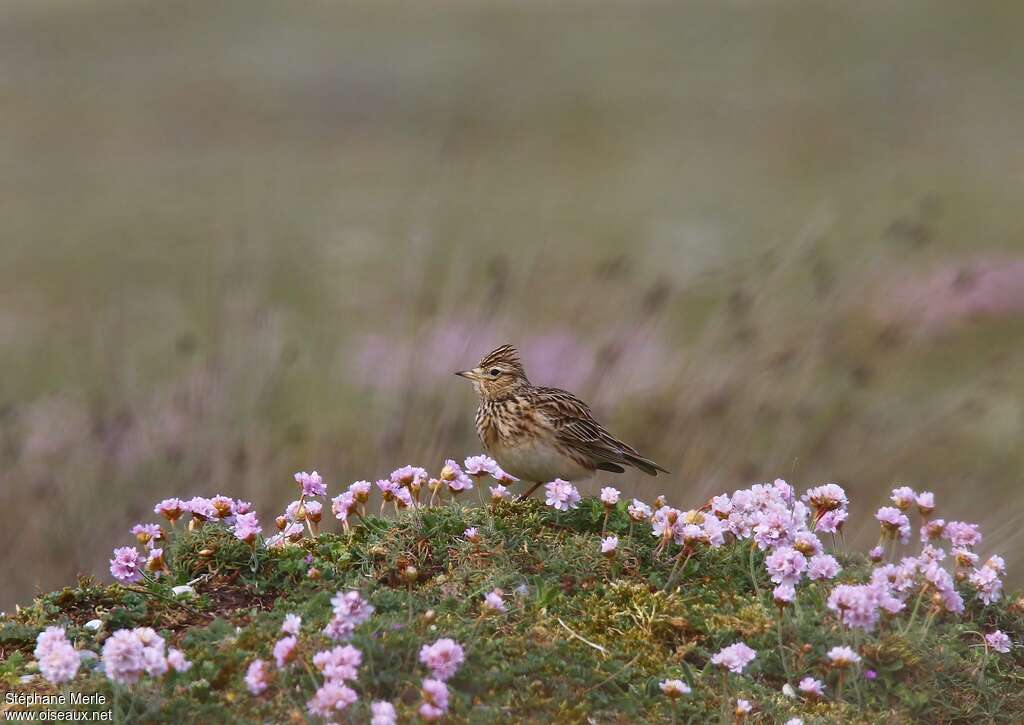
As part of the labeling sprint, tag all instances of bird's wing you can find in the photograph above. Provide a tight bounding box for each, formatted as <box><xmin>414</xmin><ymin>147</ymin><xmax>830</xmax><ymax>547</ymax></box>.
<box><xmin>531</xmin><ymin>387</ymin><xmax>643</xmax><ymax>462</ymax></box>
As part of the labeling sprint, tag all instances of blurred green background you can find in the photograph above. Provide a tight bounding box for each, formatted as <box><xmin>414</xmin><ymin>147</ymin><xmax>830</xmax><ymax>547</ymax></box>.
<box><xmin>2</xmin><ymin>0</ymin><xmax>1023</xmax><ymax>610</ymax></box>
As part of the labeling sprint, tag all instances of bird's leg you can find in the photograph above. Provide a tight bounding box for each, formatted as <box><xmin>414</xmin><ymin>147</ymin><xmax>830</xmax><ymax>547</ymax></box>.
<box><xmin>519</xmin><ymin>481</ymin><xmax>544</xmax><ymax>500</ymax></box>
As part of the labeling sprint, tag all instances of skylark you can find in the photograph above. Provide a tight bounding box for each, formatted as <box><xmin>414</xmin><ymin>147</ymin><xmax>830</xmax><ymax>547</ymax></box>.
<box><xmin>456</xmin><ymin>344</ymin><xmax>668</xmax><ymax>498</ymax></box>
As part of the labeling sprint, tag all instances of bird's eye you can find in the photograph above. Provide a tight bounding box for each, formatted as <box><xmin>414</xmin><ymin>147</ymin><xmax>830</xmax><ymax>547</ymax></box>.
<box><xmin>489</xmin><ymin>368</ymin><xmax>501</xmax><ymax>376</ymax></box>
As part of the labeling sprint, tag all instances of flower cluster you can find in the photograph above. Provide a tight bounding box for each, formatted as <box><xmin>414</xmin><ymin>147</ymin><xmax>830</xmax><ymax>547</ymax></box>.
<box><xmin>101</xmin><ymin>627</ymin><xmax>190</xmax><ymax>685</ymax></box>
<box><xmin>711</xmin><ymin>642</ymin><xmax>757</xmax><ymax>674</ymax></box>
<box><xmin>324</xmin><ymin>590</ymin><xmax>375</xmax><ymax>641</ymax></box>
<box><xmin>34</xmin><ymin>627</ymin><xmax>81</xmax><ymax>684</ymax></box>
<box><xmin>308</xmin><ymin>645</ymin><xmax>362</xmax><ymax>717</ymax></box>
<box><xmin>544</xmin><ymin>479</ymin><xmax>582</xmax><ymax>511</ymax></box>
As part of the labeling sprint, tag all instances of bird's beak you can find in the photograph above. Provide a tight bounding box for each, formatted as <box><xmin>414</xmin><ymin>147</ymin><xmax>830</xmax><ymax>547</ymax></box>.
<box><xmin>455</xmin><ymin>370</ymin><xmax>474</xmax><ymax>380</ymax></box>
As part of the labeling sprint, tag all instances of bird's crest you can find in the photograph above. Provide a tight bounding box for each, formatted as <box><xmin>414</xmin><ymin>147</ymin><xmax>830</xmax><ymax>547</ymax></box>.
<box><xmin>478</xmin><ymin>344</ymin><xmax>526</xmax><ymax>377</ymax></box>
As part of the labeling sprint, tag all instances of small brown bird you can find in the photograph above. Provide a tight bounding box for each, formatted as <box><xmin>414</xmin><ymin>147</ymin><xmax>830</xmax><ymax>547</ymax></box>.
<box><xmin>456</xmin><ymin>344</ymin><xmax>668</xmax><ymax>498</ymax></box>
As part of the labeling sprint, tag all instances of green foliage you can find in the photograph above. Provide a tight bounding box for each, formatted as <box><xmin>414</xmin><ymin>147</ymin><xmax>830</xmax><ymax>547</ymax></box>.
<box><xmin>3</xmin><ymin>501</ymin><xmax>1023</xmax><ymax>723</ymax></box>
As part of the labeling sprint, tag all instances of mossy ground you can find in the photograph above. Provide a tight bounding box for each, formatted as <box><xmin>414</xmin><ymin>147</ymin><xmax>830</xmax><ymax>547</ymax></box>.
<box><xmin>3</xmin><ymin>499</ymin><xmax>1023</xmax><ymax>723</ymax></box>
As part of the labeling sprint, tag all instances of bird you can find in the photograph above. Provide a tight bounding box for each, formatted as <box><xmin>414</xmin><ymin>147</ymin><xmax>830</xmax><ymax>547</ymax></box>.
<box><xmin>455</xmin><ymin>344</ymin><xmax>668</xmax><ymax>499</ymax></box>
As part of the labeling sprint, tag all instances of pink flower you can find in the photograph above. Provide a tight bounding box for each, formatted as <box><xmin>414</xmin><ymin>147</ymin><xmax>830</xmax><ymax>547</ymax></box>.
<box><xmin>273</xmin><ymin>636</ymin><xmax>298</xmax><ymax>668</ymax></box>
<box><xmin>376</xmin><ymin>479</ymin><xmax>399</xmax><ymax>500</ymax></box>
<box><xmin>34</xmin><ymin>627</ymin><xmax>80</xmax><ymax>684</ymax></box>
<box><xmin>798</xmin><ymin>677</ymin><xmax>825</xmax><ymax>698</ymax></box>
<box><xmin>167</xmin><ymin>648</ymin><xmax>191</xmax><ymax>673</ymax></box>
<box><xmin>295</xmin><ymin>471</ymin><xmax>326</xmax><ymax>497</ymax></box>
<box><xmin>131</xmin><ymin>523</ymin><xmax>163</xmax><ymax>547</ymax></box>
<box><xmin>890</xmin><ymin>486</ymin><xmax>917</xmax><ymax>511</ymax></box>
<box><xmin>463</xmin><ymin>455</ymin><xmax>498</xmax><ymax>477</ymax></box>
<box><xmin>394</xmin><ymin>487</ymin><xmax>415</xmax><ymax>509</ymax></box>
<box><xmin>307</xmin><ymin>681</ymin><xmax>358</xmax><ymax>717</ymax></box>
<box><xmin>313</xmin><ymin>645</ymin><xmax>362</xmax><ymax>681</ymax></box>
<box><xmin>102</xmin><ymin>629</ymin><xmax>146</xmax><ymax>684</ymax></box>
<box><xmin>153</xmin><ymin>498</ymin><xmax>184</xmax><ymax>524</ymax></box>
<box><xmin>659</xmin><ymin>679</ymin><xmax>691</xmax><ymax>698</ymax></box>
<box><xmin>735</xmin><ymin>699</ymin><xmax>752</xmax><ymax>715</ymax></box>
<box><xmin>943</xmin><ymin>521</ymin><xmax>982</xmax><ymax>549</ymax></box>
<box><xmin>391</xmin><ymin>466</ymin><xmax>429</xmax><ymax>487</ymax></box>
<box><xmin>827</xmin><ymin>585</ymin><xmax>881</xmax><ymax>631</ymax></box>
<box><xmin>875</xmin><ymin>506</ymin><xmax>911</xmax><ymax>543</ymax></box>
<box><xmin>145</xmin><ymin>548</ymin><xmax>167</xmax><ymax>577</ymax></box>
<box><xmin>815</xmin><ymin>509</ymin><xmax>847</xmax><ymax>534</ymax></box>
<box><xmin>245</xmin><ymin>659</ymin><xmax>270</xmax><ymax>694</ymax></box>
<box><xmin>827</xmin><ymin>645</ymin><xmax>861</xmax><ymax>667</ymax></box>
<box><xmin>628</xmin><ymin>499</ymin><xmax>653</xmax><ymax>522</ymax></box>
<box><xmin>332</xmin><ymin>491</ymin><xmax>356</xmax><ymax>522</ymax></box>
<box><xmin>464</xmin><ymin>527</ymin><xmax>481</xmax><ymax>542</ymax></box>
<box><xmin>765</xmin><ymin>546</ymin><xmax>807</xmax><ymax>586</ymax></box>
<box><xmin>803</xmin><ymin>483</ymin><xmax>848</xmax><ymax>513</ymax></box>
<box><xmin>371</xmin><ymin>701</ymin><xmax>398</xmax><ymax>725</ymax></box>
<box><xmin>807</xmin><ymin>554</ymin><xmax>841</xmax><ymax>581</ymax></box>
<box><xmin>109</xmin><ymin>546</ymin><xmax>143</xmax><ymax>584</ymax></box>
<box><xmin>969</xmin><ymin>566</ymin><xmax>1003</xmax><ymax>605</ymax></box>
<box><xmin>325</xmin><ymin>591</ymin><xmax>374</xmax><ymax>640</ymax></box>
<box><xmin>711</xmin><ymin>642</ymin><xmax>757</xmax><ymax>674</ymax></box>
<box><xmin>489</xmin><ymin>484</ymin><xmax>510</xmax><ymax>501</ymax></box>
<box><xmin>601</xmin><ymin>535</ymin><xmax>619</xmax><ymax>554</ymax></box>
<box><xmin>483</xmin><ymin>590</ymin><xmax>506</xmax><ymax>613</ymax></box>
<box><xmin>233</xmin><ymin>512</ymin><xmax>262</xmax><ymax>543</ymax></box>
<box><xmin>773</xmin><ymin>583</ymin><xmax>796</xmax><ymax>605</ymax></box>
<box><xmin>544</xmin><ymin>479</ymin><xmax>581</xmax><ymax>511</ymax></box>
<box><xmin>985</xmin><ymin>630</ymin><xmax>1012</xmax><ymax>654</ymax></box>
<box><xmin>441</xmin><ymin>459</ymin><xmax>473</xmax><ymax>492</ymax></box>
<box><xmin>349</xmin><ymin>480</ymin><xmax>373</xmax><ymax>502</ymax></box>
<box><xmin>184</xmin><ymin>496</ymin><xmax>217</xmax><ymax>521</ymax></box>
<box><xmin>419</xmin><ymin>678</ymin><xmax>449</xmax><ymax>720</ymax></box>
<box><xmin>868</xmin><ymin>545</ymin><xmax>885</xmax><ymax>562</ymax></box>
<box><xmin>281</xmin><ymin>614</ymin><xmax>301</xmax><ymax>636</ymax></box>
<box><xmin>418</xmin><ymin>638</ymin><xmax>465</xmax><ymax>681</ymax></box>
<box><xmin>210</xmin><ymin>495</ymin><xmax>235</xmax><ymax>519</ymax></box>
<box><xmin>600</xmin><ymin>487</ymin><xmax>621</xmax><ymax>506</ymax></box>
<box><xmin>916</xmin><ymin>491</ymin><xmax>935</xmax><ymax>515</ymax></box>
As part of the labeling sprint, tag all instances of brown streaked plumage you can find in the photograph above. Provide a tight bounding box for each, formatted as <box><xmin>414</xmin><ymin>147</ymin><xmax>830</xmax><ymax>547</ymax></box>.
<box><xmin>455</xmin><ymin>344</ymin><xmax>668</xmax><ymax>498</ymax></box>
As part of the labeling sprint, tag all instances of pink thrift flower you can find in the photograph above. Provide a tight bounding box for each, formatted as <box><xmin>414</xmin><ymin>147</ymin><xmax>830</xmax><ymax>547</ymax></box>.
<box><xmin>765</xmin><ymin>546</ymin><xmax>807</xmax><ymax>586</ymax></box>
<box><xmin>659</xmin><ymin>679</ymin><xmax>691</xmax><ymax>698</ymax></box>
<box><xmin>307</xmin><ymin>681</ymin><xmax>358</xmax><ymax>717</ymax></box>
<box><xmin>985</xmin><ymin>630</ymin><xmax>1012</xmax><ymax>654</ymax></box>
<box><xmin>349</xmin><ymin>480</ymin><xmax>373</xmax><ymax>502</ymax></box>
<box><xmin>184</xmin><ymin>496</ymin><xmax>217</xmax><ymax>521</ymax></box>
<box><xmin>167</xmin><ymin>648</ymin><xmax>191</xmax><ymax>673</ymax></box>
<box><xmin>711</xmin><ymin>642</ymin><xmax>757</xmax><ymax>674</ymax></box>
<box><xmin>773</xmin><ymin>583</ymin><xmax>796</xmax><ymax>605</ymax></box>
<box><xmin>600</xmin><ymin>487</ymin><xmax>621</xmax><ymax>506</ymax></box>
<box><xmin>34</xmin><ymin>627</ymin><xmax>80</xmax><ymax>684</ymax></box>
<box><xmin>868</xmin><ymin>545</ymin><xmax>885</xmax><ymax>562</ymax></box>
<box><xmin>628</xmin><ymin>499</ymin><xmax>653</xmax><ymax>522</ymax></box>
<box><xmin>735</xmin><ymin>699</ymin><xmax>752</xmax><ymax>715</ymax></box>
<box><xmin>371</xmin><ymin>701</ymin><xmax>398</xmax><ymax>725</ymax></box>
<box><xmin>807</xmin><ymin>554</ymin><xmax>841</xmax><ymax>581</ymax></box>
<box><xmin>463</xmin><ymin>455</ymin><xmax>498</xmax><ymax>477</ymax></box>
<box><xmin>943</xmin><ymin>521</ymin><xmax>982</xmax><ymax>549</ymax></box>
<box><xmin>419</xmin><ymin>678</ymin><xmax>449</xmax><ymax>720</ymax></box>
<box><xmin>153</xmin><ymin>498</ymin><xmax>184</xmax><ymax>524</ymax></box>
<box><xmin>916</xmin><ymin>491</ymin><xmax>935</xmax><ymax>515</ymax></box>
<box><xmin>313</xmin><ymin>645</ymin><xmax>362</xmax><ymax>681</ymax></box>
<box><xmin>418</xmin><ymin>638</ymin><xmax>465</xmax><ymax>681</ymax></box>
<box><xmin>245</xmin><ymin>659</ymin><xmax>270</xmax><ymax>695</ymax></box>
<box><xmin>483</xmin><ymin>589</ymin><xmax>507</xmax><ymax>613</ymax></box>
<box><xmin>544</xmin><ymin>479</ymin><xmax>581</xmax><ymax>511</ymax></box>
<box><xmin>295</xmin><ymin>470</ymin><xmax>326</xmax><ymax>497</ymax></box>
<box><xmin>798</xmin><ymin>677</ymin><xmax>825</xmax><ymax>698</ymax></box>
<box><xmin>827</xmin><ymin>645</ymin><xmax>861</xmax><ymax>667</ymax></box>
<box><xmin>803</xmin><ymin>483</ymin><xmax>848</xmax><ymax>513</ymax></box>
<box><xmin>441</xmin><ymin>459</ymin><xmax>473</xmax><ymax>492</ymax></box>
<box><xmin>489</xmin><ymin>484</ymin><xmax>510</xmax><ymax>501</ymax></box>
<box><xmin>131</xmin><ymin>523</ymin><xmax>163</xmax><ymax>547</ymax></box>
<box><xmin>601</xmin><ymin>535</ymin><xmax>619</xmax><ymax>554</ymax></box>
<box><xmin>391</xmin><ymin>465</ymin><xmax>429</xmax><ymax>487</ymax></box>
<box><xmin>210</xmin><ymin>495</ymin><xmax>235</xmax><ymax>519</ymax></box>
<box><xmin>875</xmin><ymin>506</ymin><xmax>911</xmax><ymax>543</ymax></box>
<box><xmin>233</xmin><ymin>512</ymin><xmax>262</xmax><ymax>543</ymax></box>
<box><xmin>102</xmin><ymin>629</ymin><xmax>147</xmax><ymax>685</ymax></box>
<box><xmin>109</xmin><ymin>546</ymin><xmax>143</xmax><ymax>584</ymax></box>
<box><xmin>464</xmin><ymin>527</ymin><xmax>481</xmax><ymax>543</ymax></box>
<box><xmin>890</xmin><ymin>486</ymin><xmax>917</xmax><ymax>511</ymax></box>
<box><xmin>273</xmin><ymin>636</ymin><xmax>298</xmax><ymax>668</ymax></box>
<box><xmin>281</xmin><ymin>614</ymin><xmax>301</xmax><ymax>636</ymax></box>
<box><xmin>815</xmin><ymin>508</ymin><xmax>848</xmax><ymax>534</ymax></box>
<box><xmin>332</xmin><ymin>491</ymin><xmax>356</xmax><ymax>522</ymax></box>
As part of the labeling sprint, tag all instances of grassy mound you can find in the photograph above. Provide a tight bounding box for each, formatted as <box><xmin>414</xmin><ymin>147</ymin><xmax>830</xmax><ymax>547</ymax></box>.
<box><xmin>2</xmin><ymin>497</ymin><xmax>1023</xmax><ymax>723</ymax></box>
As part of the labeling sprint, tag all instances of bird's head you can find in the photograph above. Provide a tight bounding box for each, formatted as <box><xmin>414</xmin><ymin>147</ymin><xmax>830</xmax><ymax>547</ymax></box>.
<box><xmin>455</xmin><ymin>344</ymin><xmax>530</xmax><ymax>399</ymax></box>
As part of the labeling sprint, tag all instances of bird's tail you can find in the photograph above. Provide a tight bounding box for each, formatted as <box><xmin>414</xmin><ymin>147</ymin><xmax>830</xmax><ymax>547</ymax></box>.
<box><xmin>623</xmin><ymin>453</ymin><xmax>670</xmax><ymax>476</ymax></box>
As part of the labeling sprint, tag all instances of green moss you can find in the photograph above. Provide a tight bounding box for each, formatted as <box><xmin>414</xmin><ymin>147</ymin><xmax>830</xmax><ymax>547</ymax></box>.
<box><xmin>3</xmin><ymin>500</ymin><xmax>1023</xmax><ymax>723</ymax></box>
